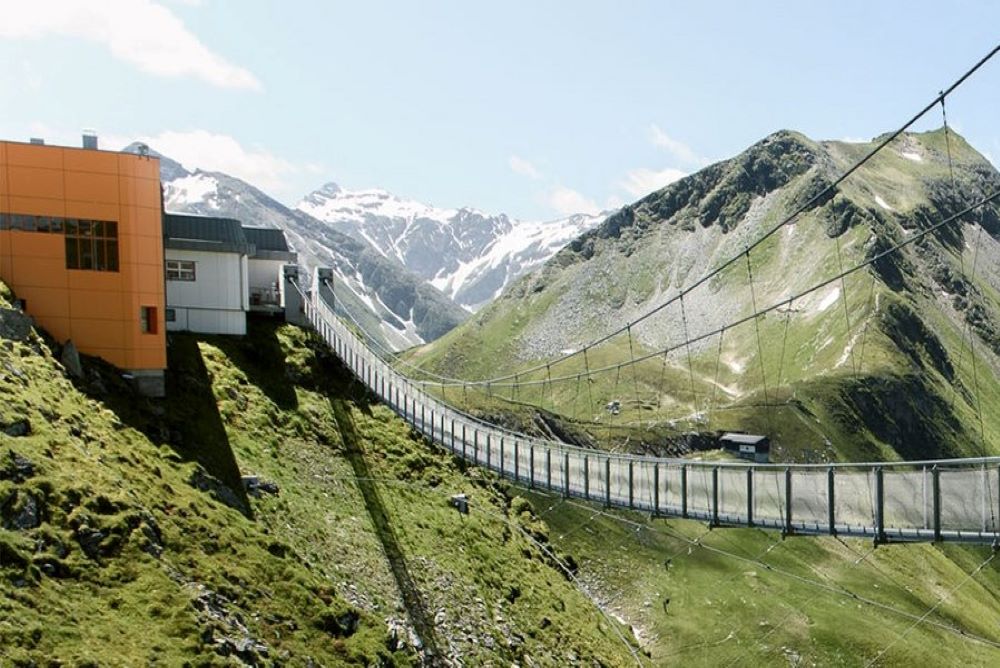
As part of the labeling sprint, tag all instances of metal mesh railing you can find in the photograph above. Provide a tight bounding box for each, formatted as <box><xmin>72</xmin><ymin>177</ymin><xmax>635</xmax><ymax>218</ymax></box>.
<box><xmin>301</xmin><ymin>287</ymin><xmax>1000</xmax><ymax>544</ymax></box>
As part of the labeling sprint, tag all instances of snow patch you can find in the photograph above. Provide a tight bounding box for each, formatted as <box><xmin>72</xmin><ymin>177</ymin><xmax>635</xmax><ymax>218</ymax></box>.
<box><xmin>816</xmin><ymin>287</ymin><xmax>840</xmax><ymax>313</ymax></box>
<box><xmin>874</xmin><ymin>195</ymin><xmax>894</xmax><ymax>212</ymax></box>
<box><xmin>164</xmin><ymin>173</ymin><xmax>219</xmax><ymax>208</ymax></box>
<box><xmin>901</xmin><ymin>151</ymin><xmax>922</xmax><ymax>162</ymax></box>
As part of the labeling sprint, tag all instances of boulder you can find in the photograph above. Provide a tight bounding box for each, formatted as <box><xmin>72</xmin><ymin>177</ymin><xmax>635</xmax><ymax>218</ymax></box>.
<box><xmin>61</xmin><ymin>340</ymin><xmax>84</xmax><ymax>379</ymax></box>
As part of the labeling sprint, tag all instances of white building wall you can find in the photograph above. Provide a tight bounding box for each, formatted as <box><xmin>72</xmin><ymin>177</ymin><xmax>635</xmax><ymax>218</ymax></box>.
<box><xmin>165</xmin><ymin>249</ymin><xmax>247</xmax><ymax>335</ymax></box>
<box><xmin>248</xmin><ymin>258</ymin><xmax>285</xmax><ymax>293</ymax></box>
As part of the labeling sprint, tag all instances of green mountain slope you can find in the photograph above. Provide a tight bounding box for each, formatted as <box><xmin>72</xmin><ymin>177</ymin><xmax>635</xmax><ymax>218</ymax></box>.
<box><xmin>413</xmin><ymin>129</ymin><xmax>1000</xmax><ymax>462</ymax></box>
<box><xmin>0</xmin><ymin>282</ymin><xmax>635</xmax><ymax>666</ymax></box>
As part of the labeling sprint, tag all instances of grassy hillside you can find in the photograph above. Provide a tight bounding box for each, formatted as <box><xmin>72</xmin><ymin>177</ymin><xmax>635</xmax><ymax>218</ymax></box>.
<box><xmin>0</xmin><ymin>281</ymin><xmax>636</xmax><ymax>666</ymax></box>
<box><xmin>526</xmin><ymin>491</ymin><xmax>1000</xmax><ymax>666</ymax></box>
<box><xmin>407</xmin><ymin>129</ymin><xmax>1000</xmax><ymax>462</ymax></box>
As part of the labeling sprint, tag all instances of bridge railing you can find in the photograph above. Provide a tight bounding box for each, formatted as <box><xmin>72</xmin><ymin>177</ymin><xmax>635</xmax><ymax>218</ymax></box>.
<box><xmin>300</xmin><ymin>286</ymin><xmax>1000</xmax><ymax>544</ymax></box>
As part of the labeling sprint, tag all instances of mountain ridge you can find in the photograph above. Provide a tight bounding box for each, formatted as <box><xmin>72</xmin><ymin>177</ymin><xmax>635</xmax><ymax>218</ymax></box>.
<box><xmin>296</xmin><ymin>182</ymin><xmax>607</xmax><ymax>311</ymax></box>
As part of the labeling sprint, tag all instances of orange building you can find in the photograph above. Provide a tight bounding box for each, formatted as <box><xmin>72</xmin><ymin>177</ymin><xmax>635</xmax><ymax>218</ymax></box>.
<box><xmin>0</xmin><ymin>139</ymin><xmax>167</xmax><ymax>395</ymax></box>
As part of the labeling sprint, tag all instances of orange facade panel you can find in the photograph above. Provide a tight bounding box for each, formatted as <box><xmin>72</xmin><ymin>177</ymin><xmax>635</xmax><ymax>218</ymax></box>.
<box><xmin>64</xmin><ymin>171</ymin><xmax>119</xmax><ymax>204</ymax></box>
<box><xmin>6</xmin><ymin>166</ymin><xmax>65</xmax><ymax>200</ymax></box>
<box><xmin>0</xmin><ymin>140</ymin><xmax>165</xmax><ymax>373</ymax></box>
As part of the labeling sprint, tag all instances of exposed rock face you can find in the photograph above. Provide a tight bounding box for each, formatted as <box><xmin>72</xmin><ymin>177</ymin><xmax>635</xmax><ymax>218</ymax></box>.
<box><xmin>297</xmin><ymin>183</ymin><xmax>605</xmax><ymax>311</ymax></box>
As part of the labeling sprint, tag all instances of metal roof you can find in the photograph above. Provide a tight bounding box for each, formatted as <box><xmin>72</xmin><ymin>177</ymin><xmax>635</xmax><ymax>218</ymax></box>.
<box><xmin>163</xmin><ymin>213</ymin><xmax>252</xmax><ymax>254</ymax></box>
<box><xmin>242</xmin><ymin>226</ymin><xmax>290</xmax><ymax>252</ymax></box>
<box><xmin>720</xmin><ymin>433</ymin><xmax>769</xmax><ymax>445</ymax></box>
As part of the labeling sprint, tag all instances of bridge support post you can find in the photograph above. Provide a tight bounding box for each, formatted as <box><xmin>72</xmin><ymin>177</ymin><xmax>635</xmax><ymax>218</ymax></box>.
<box><xmin>746</xmin><ymin>468</ymin><xmax>754</xmax><ymax>527</ymax></box>
<box><xmin>564</xmin><ymin>452</ymin><xmax>571</xmax><ymax>499</ymax></box>
<box><xmin>420</xmin><ymin>404</ymin><xmax>426</xmax><ymax>434</ymax></box>
<box><xmin>711</xmin><ymin>466</ymin><xmax>719</xmax><ymax>527</ymax></box>
<box><xmin>628</xmin><ymin>461</ymin><xmax>634</xmax><ymax>510</ymax></box>
<box><xmin>429</xmin><ymin>409</ymin><xmax>436</xmax><ymax>442</ymax></box>
<box><xmin>828</xmin><ymin>467</ymin><xmax>836</xmax><ymax>536</ymax></box>
<box><xmin>584</xmin><ymin>456</ymin><xmax>590</xmax><ymax>500</ymax></box>
<box><xmin>605</xmin><ymin>458</ymin><xmax>611</xmax><ymax>508</ymax></box>
<box><xmin>681</xmin><ymin>465</ymin><xmax>688</xmax><ymax>519</ymax></box>
<box><xmin>932</xmin><ymin>465</ymin><xmax>941</xmax><ymax>542</ymax></box>
<box><xmin>486</xmin><ymin>434</ymin><xmax>492</xmax><ymax>471</ymax></box>
<box><xmin>874</xmin><ymin>466</ymin><xmax>886</xmax><ymax>545</ymax></box>
<box><xmin>461</xmin><ymin>424</ymin><xmax>467</xmax><ymax>461</ymax></box>
<box><xmin>784</xmin><ymin>468</ymin><xmax>793</xmax><ymax>538</ymax></box>
<box><xmin>653</xmin><ymin>463</ymin><xmax>660</xmax><ymax>516</ymax></box>
<box><xmin>473</xmin><ymin>430</ymin><xmax>479</xmax><ymax>465</ymax></box>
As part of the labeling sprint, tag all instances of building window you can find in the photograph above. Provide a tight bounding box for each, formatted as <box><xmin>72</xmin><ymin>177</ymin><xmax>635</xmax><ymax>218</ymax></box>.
<box><xmin>165</xmin><ymin>259</ymin><xmax>196</xmax><ymax>281</ymax></box>
<box><xmin>65</xmin><ymin>219</ymin><xmax>119</xmax><ymax>272</ymax></box>
<box><xmin>165</xmin><ymin>308</ymin><xmax>176</xmax><ymax>322</ymax></box>
<box><xmin>140</xmin><ymin>306</ymin><xmax>157</xmax><ymax>334</ymax></box>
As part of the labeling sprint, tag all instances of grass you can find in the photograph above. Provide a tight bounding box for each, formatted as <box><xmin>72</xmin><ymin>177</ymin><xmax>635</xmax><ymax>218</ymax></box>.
<box><xmin>521</xmin><ymin>490</ymin><xmax>1000</xmax><ymax>666</ymax></box>
<box><xmin>0</xmin><ymin>282</ymin><xmax>638</xmax><ymax>666</ymax></box>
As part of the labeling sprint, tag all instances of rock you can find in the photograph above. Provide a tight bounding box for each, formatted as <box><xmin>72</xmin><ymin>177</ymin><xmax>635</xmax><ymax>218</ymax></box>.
<box><xmin>61</xmin><ymin>340</ymin><xmax>84</xmax><ymax>379</ymax></box>
<box><xmin>74</xmin><ymin>525</ymin><xmax>106</xmax><ymax>560</ymax></box>
<box><xmin>0</xmin><ymin>450</ymin><xmax>34</xmax><ymax>480</ymax></box>
<box><xmin>189</xmin><ymin>469</ymin><xmax>246</xmax><ymax>512</ymax></box>
<box><xmin>0</xmin><ymin>307</ymin><xmax>33</xmax><ymax>342</ymax></box>
<box><xmin>1</xmin><ymin>418</ymin><xmax>31</xmax><ymax>438</ymax></box>
<box><xmin>1</xmin><ymin>490</ymin><xmax>42</xmax><ymax>530</ymax></box>
<box><xmin>242</xmin><ymin>476</ymin><xmax>280</xmax><ymax>497</ymax></box>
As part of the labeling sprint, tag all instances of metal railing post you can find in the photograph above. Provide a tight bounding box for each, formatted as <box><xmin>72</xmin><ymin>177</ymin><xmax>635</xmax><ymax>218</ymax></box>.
<box><xmin>875</xmin><ymin>466</ymin><xmax>886</xmax><ymax>545</ymax></box>
<box><xmin>564</xmin><ymin>452</ymin><xmax>570</xmax><ymax>499</ymax></box>
<box><xmin>605</xmin><ymin>458</ymin><xmax>611</xmax><ymax>508</ymax></box>
<box><xmin>784</xmin><ymin>467</ymin><xmax>793</xmax><ymax>537</ymax></box>
<box><xmin>681</xmin><ymin>465</ymin><xmax>688</xmax><ymax>518</ymax></box>
<box><xmin>529</xmin><ymin>444</ymin><xmax>535</xmax><ymax>489</ymax></box>
<box><xmin>514</xmin><ymin>440</ymin><xmax>520</xmax><ymax>482</ymax></box>
<box><xmin>653</xmin><ymin>464</ymin><xmax>660</xmax><ymax>515</ymax></box>
<box><xmin>932</xmin><ymin>465</ymin><xmax>941</xmax><ymax>542</ymax></box>
<box><xmin>546</xmin><ymin>449</ymin><xmax>552</xmax><ymax>490</ymax></box>
<box><xmin>711</xmin><ymin>466</ymin><xmax>720</xmax><ymax>527</ymax></box>
<box><xmin>628</xmin><ymin>460</ymin><xmax>634</xmax><ymax>509</ymax></box>
<box><xmin>828</xmin><ymin>467</ymin><xmax>836</xmax><ymax>536</ymax></box>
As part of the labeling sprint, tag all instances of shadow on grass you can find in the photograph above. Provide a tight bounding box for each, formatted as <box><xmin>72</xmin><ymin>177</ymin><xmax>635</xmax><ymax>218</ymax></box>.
<box><xmin>329</xmin><ymin>392</ymin><xmax>443</xmax><ymax>661</ymax></box>
<box><xmin>69</xmin><ymin>333</ymin><xmax>252</xmax><ymax>516</ymax></box>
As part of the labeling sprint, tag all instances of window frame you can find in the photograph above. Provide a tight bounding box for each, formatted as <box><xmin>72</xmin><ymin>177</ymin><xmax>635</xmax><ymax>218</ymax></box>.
<box><xmin>165</xmin><ymin>259</ymin><xmax>197</xmax><ymax>282</ymax></box>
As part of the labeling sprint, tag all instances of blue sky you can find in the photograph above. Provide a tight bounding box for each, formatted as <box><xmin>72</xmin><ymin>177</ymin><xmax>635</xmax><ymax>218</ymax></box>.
<box><xmin>2</xmin><ymin>1</ymin><xmax>999</xmax><ymax>219</ymax></box>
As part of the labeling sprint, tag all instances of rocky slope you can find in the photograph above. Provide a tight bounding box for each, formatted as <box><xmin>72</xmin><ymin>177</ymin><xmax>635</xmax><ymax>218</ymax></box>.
<box><xmin>0</xmin><ymin>280</ymin><xmax>637</xmax><ymax>665</ymax></box>
<box><xmin>414</xmin><ymin>128</ymin><xmax>1000</xmax><ymax>462</ymax></box>
<box><xmin>125</xmin><ymin>144</ymin><xmax>467</xmax><ymax>350</ymax></box>
<box><xmin>298</xmin><ymin>183</ymin><xmax>605</xmax><ymax>311</ymax></box>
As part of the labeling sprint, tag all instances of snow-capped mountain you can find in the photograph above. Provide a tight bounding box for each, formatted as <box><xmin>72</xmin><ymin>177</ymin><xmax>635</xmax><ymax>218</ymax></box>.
<box><xmin>297</xmin><ymin>183</ymin><xmax>606</xmax><ymax>311</ymax></box>
<box><xmin>129</xmin><ymin>145</ymin><xmax>468</xmax><ymax>350</ymax></box>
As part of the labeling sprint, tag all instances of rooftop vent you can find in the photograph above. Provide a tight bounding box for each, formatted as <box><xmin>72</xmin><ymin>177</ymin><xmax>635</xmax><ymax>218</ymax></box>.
<box><xmin>29</xmin><ymin>137</ymin><xmax>45</xmax><ymax>145</ymax></box>
<box><xmin>82</xmin><ymin>129</ymin><xmax>98</xmax><ymax>150</ymax></box>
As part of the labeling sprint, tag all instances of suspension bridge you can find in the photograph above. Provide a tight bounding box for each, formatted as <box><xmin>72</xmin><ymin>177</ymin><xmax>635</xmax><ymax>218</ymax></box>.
<box><xmin>288</xmin><ymin>43</ymin><xmax>1000</xmax><ymax>546</ymax></box>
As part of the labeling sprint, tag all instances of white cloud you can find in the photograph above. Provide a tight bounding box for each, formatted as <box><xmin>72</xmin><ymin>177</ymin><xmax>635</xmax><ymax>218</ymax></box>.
<box><xmin>649</xmin><ymin>124</ymin><xmax>709</xmax><ymax>167</ymax></box>
<box><xmin>130</xmin><ymin>130</ymin><xmax>299</xmax><ymax>193</ymax></box>
<box><xmin>0</xmin><ymin>0</ymin><xmax>260</xmax><ymax>90</ymax></box>
<box><xmin>545</xmin><ymin>186</ymin><xmax>600</xmax><ymax>216</ymax></box>
<box><xmin>620</xmin><ymin>167</ymin><xmax>687</xmax><ymax>198</ymax></box>
<box><xmin>508</xmin><ymin>155</ymin><xmax>543</xmax><ymax>180</ymax></box>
